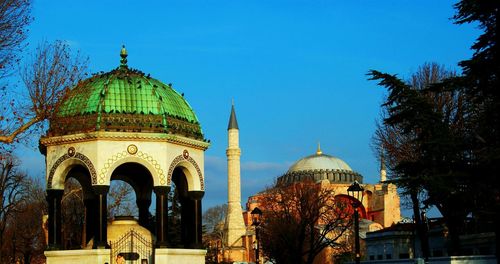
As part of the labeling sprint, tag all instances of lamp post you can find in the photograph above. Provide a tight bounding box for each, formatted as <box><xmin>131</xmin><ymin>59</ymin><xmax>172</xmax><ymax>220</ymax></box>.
<box><xmin>347</xmin><ymin>181</ymin><xmax>364</xmax><ymax>264</ymax></box>
<box><xmin>251</xmin><ymin>207</ymin><xmax>262</xmax><ymax>264</ymax></box>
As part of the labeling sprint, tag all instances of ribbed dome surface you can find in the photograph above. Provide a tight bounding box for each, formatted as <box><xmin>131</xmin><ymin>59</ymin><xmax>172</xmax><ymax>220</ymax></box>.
<box><xmin>278</xmin><ymin>148</ymin><xmax>363</xmax><ymax>185</ymax></box>
<box><xmin>49</xmin><ymin>49</ymin><xmax>203</xmax><ymax>140</ymax></box>
<box><xmin>288</xmin><ymin>154</ymin><xmax>353</xmax><ymax>173</ymax></box>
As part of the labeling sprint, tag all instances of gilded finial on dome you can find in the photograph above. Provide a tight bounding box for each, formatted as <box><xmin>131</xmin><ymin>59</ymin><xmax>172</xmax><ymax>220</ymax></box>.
<box><xmin>120</xmin><ymin>45</ymin><xmax>128</xmax><ymax>68</ymax></box>
<box><xmin>316</xmin><ymin>142</ymin><xmax>322</xmax><ymax>155</ymax></box>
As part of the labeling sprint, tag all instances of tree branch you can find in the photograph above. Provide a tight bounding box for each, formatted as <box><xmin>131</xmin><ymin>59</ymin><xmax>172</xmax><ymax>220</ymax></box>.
<box><xmin>0</xmin><ymin>116</ymin><xmax>40</xmax><ymax>143</ymax></box>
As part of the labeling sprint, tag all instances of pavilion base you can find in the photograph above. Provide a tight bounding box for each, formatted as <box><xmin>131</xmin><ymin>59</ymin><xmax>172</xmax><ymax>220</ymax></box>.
<box><xmin>46</xmin><ymin>248</ymin><xmax>206</xmax><ymax>264</ymax></box>
<box><xmin>45</xmin><ymin>249</ymin><xmax>111</xmax><ymax>264</ymax></box>
<box><xmin>155</xmin><ymin>248</ymin><xmax>207</xmax><ymax>263</ymax></box>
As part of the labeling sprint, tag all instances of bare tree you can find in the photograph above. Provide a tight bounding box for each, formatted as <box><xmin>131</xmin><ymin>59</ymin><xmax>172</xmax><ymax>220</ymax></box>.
<box><xmin>0</xmin><ymin>154</ymin><xmax>29</xmax><ymax>262</ymax></box>
<box><xmin>258</xmin><ymin>180</ymin><xmax>352</xmax><ymax>264</ymax></box>
<box><xmin>0</xmin><ymin>0</ymin><xmax>31</xmax><ymax>79</ymax></box>
<box><xmin>202</xmin><ymin>204</ymin><xmax>227</xmax><ymax>263</ymax></box>
<box><xmin>0</xmin><ymin>41</ymin><xmax>88</xmax><ymax>144</ymax></box>
<box><xmin>203</xmin><ymin>204</ymin><xmax>227</xmax><ymax>236</ymax></box>
<box><xmin>0</xmin><ymin>0</ymin><xmax>88</xmax><ymax>147</ymax></box>
<box><xmin>108</xmin><ymin>181</ymin><xmax>136</xmax><ymax>218</ymax></box>
<box><xmin>10</xmin><ymin>179</ymin><xmax>46</xmax><ymax>263</ymax></box>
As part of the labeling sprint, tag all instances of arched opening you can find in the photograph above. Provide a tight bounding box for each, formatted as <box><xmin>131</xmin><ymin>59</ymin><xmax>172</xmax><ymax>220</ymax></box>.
<box><xmin>168</xmin><ymin>181</ymin><xmax>182</xmax><ymax>247</ymax></box>
<box><xmin>62</xmin><ymin>178</ymin><xmax>84</xmax><ymax>249</ymax></box>
<box><xmin>61</xmin><ymin>164</ymin><xmax>95</xmax><ymax>249</ymax></box>
<box><xmin>171</xmin><ymin>166</ymin><xmax>203</xmax><ymax>249</ymax></box>
<box><xmin>110</xmin><ymin>162</ymin><xmax>154</xmax><ymax>232</ymax></box>
<box><xmin>47</xmin><ymin>159</ymin><xmax>204</xmax><ymax>251</ymax></box>
<box><xmin>172</xmin><ymin>167</ymin><xmax>190</xmax><ymax>248</ymax></box>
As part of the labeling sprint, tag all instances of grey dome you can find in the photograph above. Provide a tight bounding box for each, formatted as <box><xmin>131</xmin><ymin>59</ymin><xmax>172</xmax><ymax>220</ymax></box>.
<box><xmin>288</xmin><ymin>153</ymin><xmax>353</xmax><ymax>172</ymax></box>
<box><xmin>278</xmin><ymin>149</ymin><xmax>363</xmax><ymax>185</ymax></box>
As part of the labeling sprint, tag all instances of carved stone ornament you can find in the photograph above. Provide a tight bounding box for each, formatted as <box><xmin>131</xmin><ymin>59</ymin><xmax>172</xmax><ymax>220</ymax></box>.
<box><xmin>183</xmin><ymin>149</ymin><xmax>189</xmax><ymax>159</ymax></box>
<box><xmin>67</xmin><ymin>147</ymin><xmax>76</xmax><ymax>157</ymax></box>
<box><xmin>127</xmin><ymin>144</ymin><xmax>138</xmax><ymax>155</ymax></box>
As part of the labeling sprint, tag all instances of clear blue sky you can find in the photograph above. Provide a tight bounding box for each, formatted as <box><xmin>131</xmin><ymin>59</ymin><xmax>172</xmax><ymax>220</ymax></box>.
<box><xmin>20</xmin><ymin>0</ymin><xmax>479</xmax><ymax>215</ymax></box>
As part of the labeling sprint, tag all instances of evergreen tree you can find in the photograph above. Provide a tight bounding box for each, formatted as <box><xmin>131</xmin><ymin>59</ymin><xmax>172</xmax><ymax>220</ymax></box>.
<box><xmin>369</xmin><ymin>1</ymin><xmax>500</xmax><ymax>257</ymax></box>
<box><xmin>369</xmin><ymin>67</ymin><xmax>470</xmax><ymax>256</ymax></box>
<box><xmin>453</xmin><ymin>1</ymin><xmax>500</xmax><ymax>259</ymax></box>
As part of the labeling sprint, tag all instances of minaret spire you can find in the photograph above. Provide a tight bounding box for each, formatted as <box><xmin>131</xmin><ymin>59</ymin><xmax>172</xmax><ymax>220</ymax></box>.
<box><xmin>228</xmin><ymin>102</ymin><xmax>239</xmax><ymax>130</ymax></box>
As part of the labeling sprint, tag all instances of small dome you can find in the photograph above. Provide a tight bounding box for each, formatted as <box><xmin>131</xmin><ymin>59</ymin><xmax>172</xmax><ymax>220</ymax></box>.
<box><xmin>288</xmin><ymin>153</ymin><xmax>353</xmax><ymax>173</ymax></box>
<box><xmin>107</xmin><ymin>217</ymin><xmax>153</xmax><ymax>243</ymax></box>
<box><xmin>85</xmin><ymin>216</ymin><xmax>153</xmax><ymax>249</ymax></box>
<box><xmin>48</xmin><ymin>47</ymin><xmax>203</xmax><ymax>140</ymax></box>
<box><xmin>278</xmin><ymin>146</ymin><xmax>363</xmax><ymax>185</ymax></box>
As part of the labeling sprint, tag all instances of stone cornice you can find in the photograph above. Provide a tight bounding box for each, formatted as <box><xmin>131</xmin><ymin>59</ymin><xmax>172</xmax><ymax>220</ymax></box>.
<box><xmin>40</xmin><ymin>131</ymin><xmax>210</xmax><ymax>150</ymax></box>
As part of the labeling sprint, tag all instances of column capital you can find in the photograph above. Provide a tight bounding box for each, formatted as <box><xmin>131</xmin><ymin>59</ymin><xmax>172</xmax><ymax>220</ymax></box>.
<box><xmin>188</xmin><ymin>190</ymin><xmax>205</xmax><ymax>200</ymax></box>
<box><xmin>154</xmin><ymin>185</ymin><xmax>171</xmax><ymax>195</ymax></box>
<box><xmin>46</xmin><ymin>189</ymin><xmax>64</xmax><ymax>197</ymax></box>
<box><xmin>92</xmin><ymin>185</ymin><xmax>109</xmax><ymax>195</ymax></box>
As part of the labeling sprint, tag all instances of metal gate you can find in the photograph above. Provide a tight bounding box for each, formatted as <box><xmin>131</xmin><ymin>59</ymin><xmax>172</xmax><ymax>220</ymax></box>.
<box><xmin>110</xmin><ymin>229</ymin><xmax>154</xmax><ymax>264</ymax></box>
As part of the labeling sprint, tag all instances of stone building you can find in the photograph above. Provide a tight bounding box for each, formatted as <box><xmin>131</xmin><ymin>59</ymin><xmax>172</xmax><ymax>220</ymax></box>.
<box><xmin>365</xmin><ymin>218</ymin><xmax>497</xmax><ymax>262</ymax></box>
<box><xmin>242</xmin><ymin>147</ymin><xmax>401</xmax><ymax>263</ymax></box>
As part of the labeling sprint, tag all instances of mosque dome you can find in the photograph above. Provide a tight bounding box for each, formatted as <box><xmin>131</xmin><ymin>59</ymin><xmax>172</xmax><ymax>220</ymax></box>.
<box><xmin>277</xmin><ymin>145</ymin><xmax>363</xmax><ymax>185</ymax></box>
<box><xmin>288</xmin><ymin>153</ymin><xmax>353</xmax><ymax>172</ymax></box>
<box><xmin>48</xmin><ymin>46</ymin><xmax>203</xmax><ymax>140</ymax></box>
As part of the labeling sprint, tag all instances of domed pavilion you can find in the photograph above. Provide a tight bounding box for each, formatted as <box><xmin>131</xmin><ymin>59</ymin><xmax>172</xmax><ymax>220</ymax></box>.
<box><xmin>41</xmin><ymin>47</ymin><xmax>209</xmax><ymax>264</ymax></box>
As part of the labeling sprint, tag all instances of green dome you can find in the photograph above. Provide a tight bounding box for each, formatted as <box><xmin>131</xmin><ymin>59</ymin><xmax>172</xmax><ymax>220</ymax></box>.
<box><xmin>49</xmin><ymin>48</ymin><xmax>203</xmax><ymax>140</ymax></box>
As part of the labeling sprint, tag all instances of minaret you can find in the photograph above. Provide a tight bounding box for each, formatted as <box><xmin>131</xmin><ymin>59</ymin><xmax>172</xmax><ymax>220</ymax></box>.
<box><xmin>224</xmin><ymin>103</ymin><xmax>246</xmax><ymax>249</ymax></box>
<box><xmin>380</xmin><ymin>150</ymin><xmax>387</xmax><ymax>182</ymax></box>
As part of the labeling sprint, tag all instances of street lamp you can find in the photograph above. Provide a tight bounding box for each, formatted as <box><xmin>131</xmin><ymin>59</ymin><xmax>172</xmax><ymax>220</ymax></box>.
<box><xmin>251</xmin><ymin>207</ymin><xmax>262</xmax><ymax>264</ymax></box>
<box><xmin>347</xmin><ymin>181</ymin><xmax>364</xmax><ymax>264</ymax></box>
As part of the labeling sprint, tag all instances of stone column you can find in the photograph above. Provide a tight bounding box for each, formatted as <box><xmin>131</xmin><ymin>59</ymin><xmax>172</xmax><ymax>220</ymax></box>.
<box><xmin>189</xmin><ymin>191</ymin><xmax>204</xmax><ymax>249</ymax></box>
<box><xmin>154</xmin><ymin>186</ymin><xmax>170</xmax><ymax>248</ymax></box>
<box><xmin>46</xmin><ymin>189</ymin><xmax>64</xmax><ymax>249</ymax></box>
<box><xmin>84</xmin><ymin>197</ymin><xmax>97</xmax><ymax>246</ymax></box>
<box><xmin>137</xmin><ymin>198</ymin><xmax>152</xmax><ymax>230</ymax></box>
<box><xmin>180</xmin><ymin>195</ymin><xmax>191</xmax><ymax>247</ymax></box>
<box><xmin>92</xmin><ymin>185</ymin><xmax>109</xmax><ymax>249</ymax></box>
